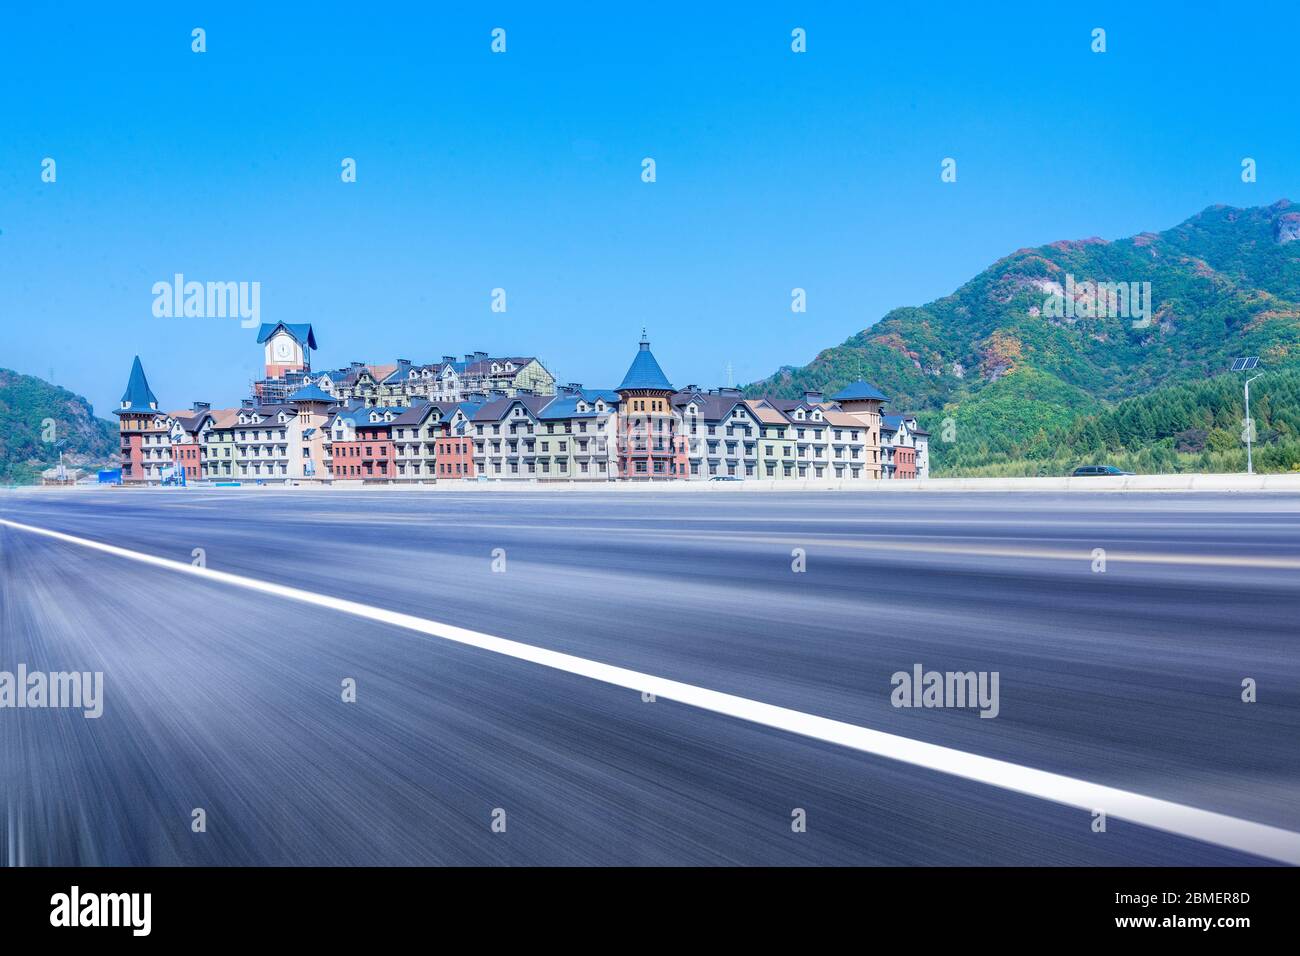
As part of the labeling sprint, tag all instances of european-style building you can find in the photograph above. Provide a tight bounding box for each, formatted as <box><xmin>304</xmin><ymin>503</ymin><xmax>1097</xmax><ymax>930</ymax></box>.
<box><xmin>112</xmin><ymin>326</ymin><xmax>928</xmax><ymax>484</ymax></box>
<box><xmin>114</xmin><ymin>357</ymin><xmax>172</xmax><ymax>484</ymax></box>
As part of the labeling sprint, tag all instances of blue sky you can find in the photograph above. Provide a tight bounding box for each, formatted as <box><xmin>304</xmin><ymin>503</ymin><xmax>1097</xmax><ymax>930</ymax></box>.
<box><xmin>3</xmin><ymin>1</ymin><xmax>1298</xmax><ymax>415</ymax></box>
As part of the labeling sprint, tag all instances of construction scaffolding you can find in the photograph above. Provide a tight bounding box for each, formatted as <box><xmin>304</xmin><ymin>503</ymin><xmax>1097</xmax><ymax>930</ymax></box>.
<box><xmin>251</xmin><ymin>370</ymin><xmax>312</xmax><ymax>405</ymax></box>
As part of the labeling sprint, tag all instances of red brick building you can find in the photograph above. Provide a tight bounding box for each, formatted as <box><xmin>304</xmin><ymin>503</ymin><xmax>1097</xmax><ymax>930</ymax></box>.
<box><xmin>893</xmin><ymin>445</ymin><xmax>917</xmax><ymax>478</ymax></box>
<box><xmin>330</xmin><ymin>407</ymin><xmax>398</xmax><ymax>480</ymax></box>
<box><xmin>167</xmin><ymin>408</ymin><xmax>211</xmax><ymax>481</ymax></box>
<box><xmin>433</xmin><ymin>419</ymin><xmax>475</xmax><ymax>479</ymax></box>
<box><xmin>114</xmin><ymin>356</ymin><xmax>171</xmax><ymax>483</ymax></box>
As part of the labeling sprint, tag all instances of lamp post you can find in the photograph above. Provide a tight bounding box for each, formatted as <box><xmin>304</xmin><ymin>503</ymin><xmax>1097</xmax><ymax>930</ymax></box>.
<box><xmin>1232</xmin><ymin>357</ymin><xmax>1261</xmax><ymax>475</ymax></box>
<box><xmin>53</xmin><ymin>438</ymin><xmax>70</xmax><ymax>483</ymax></box>
<box><xmin>1244</xmin><ymin>373</ymin><xmax>1261</xmax><ymax>475</ymax></box>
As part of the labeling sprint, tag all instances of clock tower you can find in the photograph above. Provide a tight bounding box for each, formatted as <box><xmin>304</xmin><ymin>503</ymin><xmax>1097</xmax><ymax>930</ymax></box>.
<box><xmin>256</xmin><ymin>322</ymin><xmax>318</xmax><ymax>378</ymax></box>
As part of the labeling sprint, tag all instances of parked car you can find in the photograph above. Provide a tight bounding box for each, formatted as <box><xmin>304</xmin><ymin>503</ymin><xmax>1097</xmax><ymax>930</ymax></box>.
<box><xmin>709</xmin><ymin>475</ymin><xmax>743</xmax><ymax>482</ymax></box>
<box><xmin>1071</xmin><ymin>465</ymin><xmax>1135</xmax><ymax>477</ymax></box>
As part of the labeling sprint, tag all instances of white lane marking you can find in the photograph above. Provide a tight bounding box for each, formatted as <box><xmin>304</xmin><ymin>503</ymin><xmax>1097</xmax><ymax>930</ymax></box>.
<box><xmin>677</xmin><ymin>530</ymin><xmax>1300</xmax><ymax>570</ymax></box>
<box><xmin>3</xmin><ymin>515</ymin><xmax>1298</xmax><ymax>864</ymax></box>
<box><xmin>298</xmin><ymin>520</ymin><xmax>1300</xmax><ymax>570</ymax></box>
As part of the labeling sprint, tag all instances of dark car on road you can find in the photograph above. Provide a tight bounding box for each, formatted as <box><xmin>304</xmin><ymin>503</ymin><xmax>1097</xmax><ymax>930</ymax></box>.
<box><xmin>1071</xmin><ymin>465</ymin><xmax>1135</xmax><ymax>477</ymax></box>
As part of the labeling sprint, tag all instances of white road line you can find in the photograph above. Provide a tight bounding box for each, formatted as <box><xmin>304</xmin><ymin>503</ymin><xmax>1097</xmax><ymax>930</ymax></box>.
<box><xmin>3</xmin><ymin>515</ymin><xmax>1298</xmax><ymax>864</ymax></box>
<box><xmin>330</xmin><ymin>521</ymin><xmax>1300</xmax><ymax>570</ymax></box>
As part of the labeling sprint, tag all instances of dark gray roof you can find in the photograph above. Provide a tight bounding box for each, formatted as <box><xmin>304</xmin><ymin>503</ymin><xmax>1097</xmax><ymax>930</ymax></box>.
<box><xmin>471</xmin><ymin>395</ymin><xmax>555</xmax><ymax>422</ymax></box>
<box><xmin>454</xmin><ymin>357</ymin><xmax>538</xmax><ymax>376</ymax></box>
<box><xmin>538</xmin><ymin>397</ymin><xmax>609</xmax><ymax>420</ymax></box>
<box><xmin>671</xmin><ymin>392</ymin><xmax>745</xmax><ymax>421</ymax></box>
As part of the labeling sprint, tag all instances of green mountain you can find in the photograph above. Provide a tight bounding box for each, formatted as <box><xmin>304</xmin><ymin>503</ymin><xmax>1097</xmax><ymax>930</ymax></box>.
<box><xmin>746</xmin><ymin>200</ymin><xmax>1300</xmax><ymax>473</ymax></box>
<box><xmin>0</xmin><ymin>369</ymin><xmax>118</xmax><ymax>485</ymax></box>
<box><xmin>919</xmin><ymin>367</ymin><xmax>1300</xmax><ymax>476</ymax></box>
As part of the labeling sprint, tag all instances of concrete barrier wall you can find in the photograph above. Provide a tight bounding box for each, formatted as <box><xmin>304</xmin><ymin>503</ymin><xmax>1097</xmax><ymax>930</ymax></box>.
<box><xmin>24</xmin><ymin>473</ymin><xmax>1300</xmax><ymax>494</ymax></box>
<box><xmin>214</xmin><ymin>473</ymin><xmax>1300</xmax><ymax>493</ymax></box>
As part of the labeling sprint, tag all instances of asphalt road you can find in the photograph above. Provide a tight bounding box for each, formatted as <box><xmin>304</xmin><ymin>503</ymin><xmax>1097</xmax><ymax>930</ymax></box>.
<box><xmin>1</xmin><ymin>487</ymin><xmax>1297</xmax><ymax>865</ymax></box>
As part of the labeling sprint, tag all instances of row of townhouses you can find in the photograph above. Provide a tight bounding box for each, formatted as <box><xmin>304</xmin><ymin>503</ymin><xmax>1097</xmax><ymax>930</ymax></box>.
<box><xmin>114</xmin><ymin>323</ymin><xmax>929</xmax><ymax>484</ymax></box>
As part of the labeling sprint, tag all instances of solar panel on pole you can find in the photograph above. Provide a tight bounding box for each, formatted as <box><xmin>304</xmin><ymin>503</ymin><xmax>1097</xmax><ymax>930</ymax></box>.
<box><xmin>1232</xmin><ymin>358</ymin><xmax>1262</xmax><ymax>475</ymax></box>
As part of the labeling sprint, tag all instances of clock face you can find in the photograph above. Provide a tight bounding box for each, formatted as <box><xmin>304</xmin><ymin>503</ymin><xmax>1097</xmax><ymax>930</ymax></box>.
<box><xmin>273</xmin><ymin>337</ymin><xmax>294</xmax><ymax>361</ymax></box>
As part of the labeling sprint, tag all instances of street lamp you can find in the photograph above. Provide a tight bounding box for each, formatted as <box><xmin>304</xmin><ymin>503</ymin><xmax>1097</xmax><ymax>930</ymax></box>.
<box><xmin>52</xmin><ymin>437</ymin><xmax>70</xmax><ymax>483</ymax></box>
<box><xmin>1231</xmin><ymin>357</ymin><xmax>1260</xmax><ymax>475</ymax></box>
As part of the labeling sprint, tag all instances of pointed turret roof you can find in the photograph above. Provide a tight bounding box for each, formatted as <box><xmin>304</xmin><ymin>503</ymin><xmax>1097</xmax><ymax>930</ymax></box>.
<box><xmin>616</xmin><ymin>331</ymin><xmax>673</xmax><ymax>392</ymax></box>
<box><xmin>830</xmin><ymin>380</ymin><xmax>888</xmax><ymax>402</ymax></box>
<box><xmin>115</xmin><ymin>356</ymin><xmax>160</xmax><ymax>415</ymax></box>
<box><xmin>286</xmin><ymin>383</ymin><xmax>335</xmax><ymax>404</ymax></box>
<box><xmin>255</xmin><ymin>322</ymin><xmax>318</xmax><ymax>350</ymax></box>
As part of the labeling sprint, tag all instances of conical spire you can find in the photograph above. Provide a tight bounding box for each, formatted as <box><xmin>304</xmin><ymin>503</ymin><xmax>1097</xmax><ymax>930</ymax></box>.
<box><xmin>116</xmin><ymin>356</ymin><xmax>159</xmax><ymax>414</ymax></box>
<box><xmin>617</xmin><ymin>332</ymin><xmax>673</xmax><ymax>391</ymax></box>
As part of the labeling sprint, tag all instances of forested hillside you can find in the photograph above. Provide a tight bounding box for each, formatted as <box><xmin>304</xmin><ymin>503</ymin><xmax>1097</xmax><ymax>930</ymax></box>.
<box><xmin>746</xmin><ymin>200</ymin><xmax>1300</xmax><ymax>473</ymax></box>
<box><xmin>0</xmin><ymin>369</ymin><xmax>118</xmax><ymax>485</ymax></box>
<box><xmin>919</xmin><ymin>368</ymin><xmax>1300</xmax><ymax>476</ymax></box>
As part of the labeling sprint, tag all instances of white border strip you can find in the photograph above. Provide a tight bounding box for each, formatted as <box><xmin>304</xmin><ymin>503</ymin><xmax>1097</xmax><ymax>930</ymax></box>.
<box><xmin>3</xmin><ymin>516</ymin><xmax>1297</xmax><ymax>865</ymax></box>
